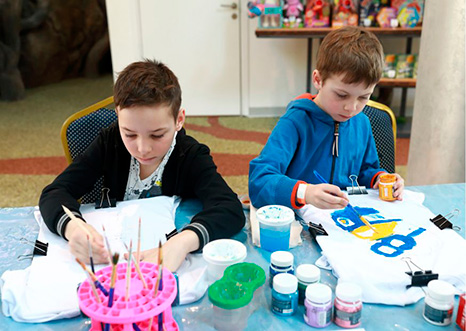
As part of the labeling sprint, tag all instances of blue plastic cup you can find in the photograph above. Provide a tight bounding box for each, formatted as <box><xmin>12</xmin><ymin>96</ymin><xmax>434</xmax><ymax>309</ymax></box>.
<box><xmin>257</xmin><ymin>205</ymin><xmax>294</xmax><ymax>252</ymax></box>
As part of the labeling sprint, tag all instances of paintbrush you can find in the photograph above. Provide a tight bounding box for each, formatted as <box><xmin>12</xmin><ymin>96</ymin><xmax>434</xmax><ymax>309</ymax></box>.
<box><xmin>77</xmin><ymin>260</ymin><xmax>102</xmax><ymax>303</ymax></box>
<box><xmin>135</xmin><ymin>218</ymin><xmax>148</xmax><ymax>288</ymax></box>
<box><xmin>108</xmin><ymin>253</ymin><xmax>119</xmax><ymax>308</ymax></box>
<box><xmin>149</xmin><ymin>241</ymin><xmax>164</xmax><ymax>331</ymax></box>
<box><xmin>125</xmin><ymin>240</ymin><xmax>132</xmax><ymax>301</ymax></box>
<box><xmin>76</xmin><ymin>258</ymin><xmax>109</xmax><ymax>296</ymax></box>
<box><xmin>87</xmin><ymin>235</ymin><xmax>95</xmax><ymax>273</ymax></box>
<box><xmin>62</xmin><ymin>205</ymin><xmax>93</xmax><ymax>238</ymax></box>
<box><xmin>102</xmin><ymin>225</ymin><xmax>114</xmax><ymax>265</ymax></box>
<box><xmin>313</xmin><ymin>170</ymin><xmax>378</xmax><ymax>233</ymax></box>
<box><xmin>124</xmin><ymin>243</ymin><xmax>147</xmax><ymax>290</ymax></box>
<box><xmin>157</xmin><ymin>241</ymin><xmax>163</xmax><ymax>331</ymax></box>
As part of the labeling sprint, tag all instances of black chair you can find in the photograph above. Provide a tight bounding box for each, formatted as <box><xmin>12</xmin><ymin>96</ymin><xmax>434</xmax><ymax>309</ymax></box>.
<box><xmin>61</xmin><ymin>97</ymin><xmax>116</xmax><ymax>204</ymax></box>
<box><xmin>363</xmin><ymin>100</ymin><xmax>397</xmax><ymax>173</ymax></box>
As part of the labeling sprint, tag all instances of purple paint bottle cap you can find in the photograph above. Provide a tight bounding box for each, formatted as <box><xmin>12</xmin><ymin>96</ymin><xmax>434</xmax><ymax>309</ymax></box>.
<box><xmin>271</xmin><ymin>251</ymin><xmax>294</xmax><ymax>267</ymax></box>
<box><xmin>296</xmin><ymin>264</ymin><xmax>320</xmax><ymax>283</ymax></box>
<box><xmin>273</xmin><ymin>273</ymin><xmax>298</xmax><ymax>294</ymax></box>
<box><xmin>306</xmin><ymin>283</ymin><xmax>332</xmax><ymax>304</ymax></box>
<box><xmin>336</xmin><ymin>282</ymin><xmax>362</xmax><ymax>303</ymax></box>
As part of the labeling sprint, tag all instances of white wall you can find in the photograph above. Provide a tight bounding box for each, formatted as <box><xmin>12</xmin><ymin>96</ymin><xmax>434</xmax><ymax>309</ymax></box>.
<box><xmin>105</xmin><ymin>0</ymin><xmax>143</xmax><ymax>80</ymax></box>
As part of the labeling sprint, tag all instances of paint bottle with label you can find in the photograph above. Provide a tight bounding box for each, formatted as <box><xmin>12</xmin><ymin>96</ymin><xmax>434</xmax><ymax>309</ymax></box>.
<box><xmin>378</xmin><ymin>174</ymin><xmax>397</xmax><ymax>201</ymax></box>
<box><xmin>423</xmin><ymin>280</ymin><xmax>455</xmax><ymax>326</ymax></box>
<box><xmin>304</xmin><ymin>283</ymin><xmax>332</xmax><ymax>328</ymax></box>
<box><xmin>334</xmin><ymin>282</ymin><xmax>362</xmax><ymax>328</ymax></box>
<box><xmin>296</xmin><ymin>264</ymin><xmax>320</xmax><ymax>305</ymax></box>
<box><xmin>269</xmin><ymin>251</ymin><xmax>294</xmax><ymax>287</ymax></box>
<box><xmin>271</xmin><ymin>273</ymin><xmax>298</xmax><ymax>316</ymax></box>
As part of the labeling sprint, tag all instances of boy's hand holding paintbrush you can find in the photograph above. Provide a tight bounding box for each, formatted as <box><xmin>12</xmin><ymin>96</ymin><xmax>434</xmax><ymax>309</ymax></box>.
<box><xmin>304</xmin><ymin>183</ymin><xmax>349</xmax><ymax>209</ymax></box>
<box><xmin>62</xmin><ymin>206</ymin><xmax>109</xmax><ymax>264</ymax></box>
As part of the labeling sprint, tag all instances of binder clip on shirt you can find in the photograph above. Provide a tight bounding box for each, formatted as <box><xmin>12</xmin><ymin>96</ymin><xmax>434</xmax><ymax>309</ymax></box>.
<box><xmin>402</xmin><ymin>257</ymin><xmax>438</xmax><ymax>288</ymax></box>
<box><xmin>95</xmin><ymin>187</ymin><xmax>116</xmax><ymax>209</ymax></box>
<box><xmin>430</xmin><ymin>208</ymin><xmax>461</xmax><ymax>231</ymax></box>
<box><xmin>17</xmin><ymin>237</ymin><xmax>49</xmax><ymax>260</ymax></box>
<box><xmin>346</xmin><ymin>174</ymin><xmax>368</xmax><ymax>195</ymax></box>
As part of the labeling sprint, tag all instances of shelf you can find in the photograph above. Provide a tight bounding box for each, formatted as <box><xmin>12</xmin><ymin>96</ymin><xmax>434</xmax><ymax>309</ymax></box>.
<box><xmin>378</xmin><ymin>78</ymin><xmax>416</xmax><ymax>88</ymax></box>
<box><xmin>256</xmin><ymin>27</ymin><xmax>422</xmax><ymax>38</ymax></box>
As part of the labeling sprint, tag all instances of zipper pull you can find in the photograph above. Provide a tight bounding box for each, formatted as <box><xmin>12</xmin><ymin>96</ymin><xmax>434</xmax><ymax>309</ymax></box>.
<box><xmin>332</xmin><ymin>122</ymin><xmax>339</xmax><ymax>157</ymax></box>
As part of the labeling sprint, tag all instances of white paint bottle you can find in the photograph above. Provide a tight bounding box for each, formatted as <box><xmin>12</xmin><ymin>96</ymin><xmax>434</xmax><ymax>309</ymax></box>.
<box><xmin>423</xmin><ymin>280</ymin><xmax>455</xmax><ymax>326</ymax></box>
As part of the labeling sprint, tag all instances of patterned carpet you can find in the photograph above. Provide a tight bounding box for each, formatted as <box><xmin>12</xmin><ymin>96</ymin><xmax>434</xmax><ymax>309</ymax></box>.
<box><xmin>0</xmin><ymin>75</ymin><xmax>409</xmax><ymax>207</ymax></box>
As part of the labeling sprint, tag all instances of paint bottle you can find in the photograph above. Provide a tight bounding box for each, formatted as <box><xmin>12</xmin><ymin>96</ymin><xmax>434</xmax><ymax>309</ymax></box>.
<box><xmin>378</xmin><ymin>174</ymin><xmax>397</xmax><ymax>201</ymax></box>
<box><xmin>269</xmin><ymin>251</ymin><xmax>294</xmax><ymax>287</ymax></box>
<box><xmin>296</xmin><ymin>264</ymin><xmax>320</xmax><ymax>305</ymax></box>
<box><xmin>271</xmin><ymin>273</ymin><xmax>298</xmax><ymax>316</ymax></box>
<box><xmin>423</xmin><ymin>280</ymin><xmax>455</xmax><ymax>326</ymax></box>
<box><xmin>334</xmin><ymin>282</ymin><xmax>362</xmax><ymax>328</ymax></box>
<box><xmin>304</xmin><ymin>283</ymin><xmax>332</xmax><ymax>328</ymax></box>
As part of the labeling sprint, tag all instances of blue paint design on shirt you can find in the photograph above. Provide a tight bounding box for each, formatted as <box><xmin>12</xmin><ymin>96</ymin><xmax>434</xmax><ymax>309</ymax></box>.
<box><xmin>331</xmin><ymin>206</ymin><xmax>402</xmax><ymax>232</ymax></box>
<box><xmin>370</xmin><ymin>228</ymin><xmax>426</xmax><ymax>257</ymax></box>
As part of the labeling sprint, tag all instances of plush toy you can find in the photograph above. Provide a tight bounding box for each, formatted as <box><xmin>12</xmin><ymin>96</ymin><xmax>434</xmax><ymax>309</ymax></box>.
<box><xmin>304</xmin><ymin>0</ymin><xmax>331</xmax><ymax>27</ymax></box>
<box><xmin>283</xmin><ymin>0</ymin><xmax>303</xmax><ymax>27</ymax></box>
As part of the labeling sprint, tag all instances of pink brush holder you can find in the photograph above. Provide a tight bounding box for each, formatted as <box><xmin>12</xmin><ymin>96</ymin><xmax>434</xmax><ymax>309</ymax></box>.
<box><xmin>77</xmin><ymin>262</ymin><xmax>178</xmax><ymax>331</ymax></box>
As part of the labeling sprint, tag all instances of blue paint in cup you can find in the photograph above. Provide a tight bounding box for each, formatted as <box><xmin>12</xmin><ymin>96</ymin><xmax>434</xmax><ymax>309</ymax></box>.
<box><xmin>257</xmin><ymin>205</ymin><xmax>294</xmax><ymax>252</ymax></box>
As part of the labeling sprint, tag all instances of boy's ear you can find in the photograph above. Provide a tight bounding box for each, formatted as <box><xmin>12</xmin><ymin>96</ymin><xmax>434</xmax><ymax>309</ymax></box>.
<box><xmin>115</xmin><ymin>106</ymin><xmax>120</xmax><ymax>117</ymax></box>
<box><xmin>312</xmin><ymin>70</ymin><xmax>323</xmax><ymax>91</ymax></box>
<box><xmin>176</xmin><ymin>108</ymin><xmax>185</xmax><ymax>131</ymax></box>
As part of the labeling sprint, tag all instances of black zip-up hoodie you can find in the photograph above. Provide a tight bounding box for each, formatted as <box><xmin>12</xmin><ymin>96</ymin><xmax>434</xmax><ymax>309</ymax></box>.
<box><xmin>39</xmin><ymin>122</ymin><xmax>245</xmax><ymax>251</ymax></box>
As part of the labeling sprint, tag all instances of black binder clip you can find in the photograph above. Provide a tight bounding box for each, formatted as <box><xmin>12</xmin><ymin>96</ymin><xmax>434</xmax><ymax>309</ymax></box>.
<box><xmin>95</xmin><ymin>187</ymin><xmax>116</xmax><ymax>209</ymax></box>
<box><xmin>346</xmin><ymin>175</ymin><xmax>368</xmax><ymax>195</ymax></box>
<box><xmin>402</xmin><ymin>257</ymin><xmax>438</xmax><ymax>288</ymax></box>
<box><xmin>430</xmin><ymin>209</ymin><xmax>461</xmax><ymax>231</ymax></box>
<box><xmin>17</xmin><ymin>238</ymin><xmax>48</xmax><ymax>260</ymax></box>
<box><xmin>308</xmin><ymin>221</ymin><xmax>328</xmax><ymax>240</ymax></box>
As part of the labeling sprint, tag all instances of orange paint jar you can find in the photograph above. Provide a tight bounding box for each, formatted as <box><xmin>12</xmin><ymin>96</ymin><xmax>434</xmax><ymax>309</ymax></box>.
<box><xmin>379</xmin><ymin>174</ymin><xmax>396</xmax><ymax>201</ymax></box>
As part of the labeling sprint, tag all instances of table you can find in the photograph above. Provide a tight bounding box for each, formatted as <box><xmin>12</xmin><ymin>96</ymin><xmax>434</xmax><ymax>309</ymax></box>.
<box><xmin>0</xmin><ymin>184</ymin><xmax>464</xmax><ymax>330</ymax></box>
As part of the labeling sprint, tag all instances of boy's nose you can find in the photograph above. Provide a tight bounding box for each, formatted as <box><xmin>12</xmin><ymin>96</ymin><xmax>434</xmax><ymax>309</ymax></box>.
<box><xmin>137</xmin><ymin>139</ymin><xmax>152</xmax><ymax>155</ymax></box>
<box><xmin>344</xmin><ymin>101</ymin><xmax>357</xmax><ymax>112</ymax></box>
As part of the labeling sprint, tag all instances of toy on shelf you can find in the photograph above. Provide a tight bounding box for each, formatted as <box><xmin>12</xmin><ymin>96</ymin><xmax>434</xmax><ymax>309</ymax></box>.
<box><xmin>397</xmin><ymin>6</ymin><xmax>420</xmax><ymax>27</ymax></box>
<box><xmin>283</xmin><ymin>0</ymin><xmax>304</xmax><ymax>28</ymax></box>
<box><xmin>304</xmin><ymin>0</ymin><xmax>331</xmax><ymax>27</ymax></box>
<box><xmin>247</xmin><ymin>0</ymin><xmax>284</xmax><ymax>28</ymax></box>
<box><xmin>396</xmin><ymin>54</ymin><xmax>416</xmax><ymax>78</ymax></box>
<box><xmin>359</xmin><ymin>0</ymin><xmax>390</xmax><ymax>27</ymax></box>
<box><xmin>332</xmin><ymin>0</ymin><xmax>358</xmax><ymax>27</ymax></box>
<box><xmin>77</xmin><ymin>262</ymin><xmax>178</xmax><ymax>331</ymax></box>
<box><xmin>392</xmin><ymin>0</ymin><xmax>424</xmax><ymax>25</ymax></box>
<box><xmin>376</xmin><ymin>7</ymin><xmax>398</xmax><ymax>28</ymax></box>
<box><xmin>383</xmin><ymin>54</ymin><xmax>397</xmax><ymax>79</ymax></box>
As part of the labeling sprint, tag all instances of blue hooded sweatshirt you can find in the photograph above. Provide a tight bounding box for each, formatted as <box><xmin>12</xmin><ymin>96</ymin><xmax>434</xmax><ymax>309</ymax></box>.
<box><xmin>249</xmin><ymin>95</ymin><xmax>385</xmax><ymax>209</ymax></box>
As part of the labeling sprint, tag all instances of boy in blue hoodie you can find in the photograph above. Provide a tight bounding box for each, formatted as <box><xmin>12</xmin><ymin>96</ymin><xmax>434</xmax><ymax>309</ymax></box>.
<box><xmin>249</xmin><ymin>26</ymin><xmax>404</xmax><ymax>210</ymax></box>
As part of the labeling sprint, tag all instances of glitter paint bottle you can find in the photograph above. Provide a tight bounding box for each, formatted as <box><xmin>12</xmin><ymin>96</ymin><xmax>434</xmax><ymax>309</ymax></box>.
<box><xmin>304</xmin><ymin>283</ymin><xmax>332</xmax><ymax>328</ymax></box>
<box><xmin>271</xmin><ymin>273</ymin><xmax>298</xmax><ymax>316</ymax></box>
<box><xmin>296</xmin><ymin>264</ymin><xmax>320</xmax><ymax>305</ymax></box>
<box><xmin>269</xmin><ymin>251</ymin><xmax>294</xmax><ymax>287</ymax></box>
<box><xmin>423</xmin><ymin>280</ymin><xmax>455</xmax><ymax>326</ymax></box>
<box><xmin>334</xmin><ymin>283</ymin><xmax>362</xmax><ymax>328</ymax></box>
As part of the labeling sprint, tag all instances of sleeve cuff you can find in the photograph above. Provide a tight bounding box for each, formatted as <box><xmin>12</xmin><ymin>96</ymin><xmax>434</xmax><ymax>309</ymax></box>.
<box><xmin>182</xmin><ymin>222</ymin><xmax>210</xmax><ymax>253</ymax></box>
<box><xmin>57</xmin><ymin>211</ymin><xmax>84</xmax><ymax>241</ymax></box>
<box><xmin>291</xmin><ymin>180</ymin><xmax>308</xmax><ymax>209</ymax></box>
<box><xmin>371</xmin><ymin>171</ymin><xmax>387</xmax><ymax>188</ymax></box>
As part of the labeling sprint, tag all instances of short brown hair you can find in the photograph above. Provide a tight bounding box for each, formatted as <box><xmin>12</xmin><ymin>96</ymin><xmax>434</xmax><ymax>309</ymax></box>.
<box><xmin>316</xmin><ymin>26</ymin><xmax>384</xmax><ymax>86</ymax></box>
<box><xmin>114</xmin><ymin>59</ymin><xmax>182</xmax><ymax>121</ymax></box>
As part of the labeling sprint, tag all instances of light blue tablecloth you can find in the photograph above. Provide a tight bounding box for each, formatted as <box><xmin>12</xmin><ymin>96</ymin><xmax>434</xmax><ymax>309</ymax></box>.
<box><xmin>0</xmin><ymin>184</ymin><xmax>464</xmax><ymax>330</ymax></box>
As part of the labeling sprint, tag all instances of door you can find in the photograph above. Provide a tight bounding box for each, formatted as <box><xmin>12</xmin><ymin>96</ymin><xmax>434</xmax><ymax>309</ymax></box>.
<box><xmin>140</xmin><ymin>1</ymin><xmax>241</xmax><ymax>116</ymax></box>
